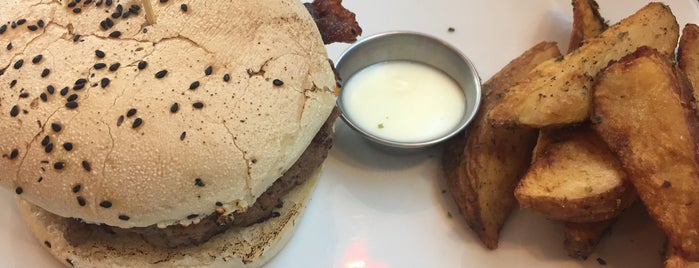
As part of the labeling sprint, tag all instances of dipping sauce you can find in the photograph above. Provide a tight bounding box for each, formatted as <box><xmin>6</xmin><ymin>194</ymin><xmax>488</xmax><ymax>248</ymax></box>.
<box><xmin>341</xmin><ymin>60</ymin><xmax>466</xmax><ymax>143</ymax></box>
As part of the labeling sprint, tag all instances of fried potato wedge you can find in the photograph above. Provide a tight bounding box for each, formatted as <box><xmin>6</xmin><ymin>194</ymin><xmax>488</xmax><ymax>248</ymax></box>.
<box><xmin>678</xmin><ymin>23</ymin><xmax>699</xmax><ymax>103</ymax></box>
<box><xmin>515</xmin><ymin>126</ymin><xmax>635</xmax><ymax>222</ymax></box>
<box><xmin>568</xmin><ymin>0</ymin><xmax>608</xmax><ymax>53</ymax></box>
<box><xmin>563</xmin><ymin>219</ymin><xmax>615</xmax><ymax>259</ymax></box>
<box><xmin>488</xmin><ymin>3</ymin><xmax>679</xmax><ymax>128</ymax></box>
<box><xmin>442</xmin><ymin>42</ymin><xmax>561</xmax><ymax>249</ymax></box>
<box><xmin>592</xmin><ymin>47</ymin><xmax>699</xmax><ymax>261</ymax></box>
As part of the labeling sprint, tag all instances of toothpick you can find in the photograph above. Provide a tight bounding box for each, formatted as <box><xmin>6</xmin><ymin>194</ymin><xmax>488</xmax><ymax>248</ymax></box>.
<box><xmin>142</xmin><ymin>0</ymin><xmax>157</xmax><ymax>25</ymax></box>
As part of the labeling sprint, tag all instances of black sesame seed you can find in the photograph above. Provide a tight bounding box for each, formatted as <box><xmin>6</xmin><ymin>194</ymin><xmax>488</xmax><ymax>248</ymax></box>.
<box><xmin>73</xmin><ymin>81</ymin><xmax>86</xmax><ymax>90</ymax></box>
<box><xmin>180</xmin><ymin>4</ymin><xmax>188</xmax><ymax>12</ymax></box>
<box><xmin>37</xmin><ymin>177</ymin><xmax>44</xmax><ymax>183</ymax></box>
<box><xmin>215</xmin><ymin>202</ymin><xmax>223</xmax><ymax>206</ymax></box>
<box><xmin>44</xmin><ymin>143</ymin><xmax>54</xmax><ymax>153</ymax></box>
<box><xmin>37</xmin><ymin>20</ymin><xmax>45</xmax><ymax>28</ymax></box>
<box><xmin>32</xmin><ymin>54</ymin><xmax>43</xmax><ymax>64</ymax></box>
<box><xmin>116</xmin><ymin>115</ymin><xmax>124</xmax><ymax>126</ymax></box>
<box><xmin>99</xmin><ymin>201</ymin><xmax>112</xmax><ymax>208</ymax></box>
<box><xmin>54</xmin><ymin>162</ymin><xmax>65</xmax><ymax>170</ymax></box>
<box><xmin>192</xmin><ymin>102</ymin><xmax>204</xmax><ymax>109</ymax></box>
<box><xmin>95</xmin><ymin>50</ymin><xmax>106</xmax><ymax>58</ymax></box>
<box><xmin>0</xmin><ymin>25</ymin><xmax>6</xmax><ymax>34</ymax></box>
<box><xmin>159</xmin><ymin>0</ymin><xmax>168</xmax><ymax>3</ymax></box>
<box><xmin>67</xmin><ymin>93</ymin><xmax>78</xmax><ymax>102</ymax></box>
<box><xmin>187</xmin><ymin>214</ymin><xmax>198</xmax><ymax>220</ymax></box>
<box><xmin>60</xmin><ymin>87</ymin><xmax>69</xmax><ymax>96</ymax></box>
<box><xmin>15</xmin><ymin>187</ymin><xmax>23</xmax><ymax>195</ymax></box>
<box><xmin>73</xmin><ymin>8</ymin><xmax>82</xmax><ymax>13</ymax></box>
<box><xmin>72</xmin><ymin>184</ymin><xmax>81</xmax><ymax>193</ymax></box>
<box><xmin>19</xmin><ymin>92</ymin><xmax>29</xmax><ymax>98</ymax></box>
<box><xmin>10</xmin><ymin>22</ymin><xmax>16</xmax><ymax>29</ymax></box>
<box><xmin>170</xmin><ymin>103</ymin><xmax>179</xmax><ymax>113</ymax></box>
<box><xmin>10</xmin><ymin>105</ymin><xmax>19</xmax><ymax>117</ymax></box>
<box><xmin>100</xmin><ymin>77</ymin><xmax>110</xmax><ymax>88</ymax></box>
<box><xmin>94</xmin><ymin>63</ymin><xmax>106</xmax><ymax>69</ymax></box>
<box><xmin>9</xmin><ymin>149</ymin><xmax>19</xmax><ymax>159</ymax></box>
<box><xmin>271</xmin><ymin>211</ymin><xmax>281</xmax><ymax>218</ymax></box>
<box><xmin>52</xmin><ymin>123</ymin><xmax>62</xmax><ymax>132</ymax></box>
<box><xmin>116</xmin><ymin>4</ymin><xmax>123</xmax><ymax>12</ymax></box>
<box><xmin>63</xmin><ymin>142</ymin><xmax>73</xmax><ymax>151</ymax></box>
<box><xmin>189</xmin><ymin>81</ymin><xmax>200</xmax><ymax>90</ymax></box>
<box><xmin>111</xmin><ymin>12</ymin><xmax>121</xmax><ymax>19</ymax></box>
<box><xmin>13</xmin><ymin>59</ymin><xmax>24</xmax><ymax>69</ymax></box>
<box><xmin>180</xmin><ymin>131</ymin><xmax>186</xmax><ymax>141</ymax></box>
<box><xmin>126</xmin><ymin>108</ymin><xmax>137</xmax><ymax>117</ymax></box>
<box><xmin>27</xmin><ymin>25</ymin><xmax>38</xmax><ymax>31</ymax></box>
<box><xmin>17</xmin><ymin>19</ymin><xmax>26</xmax><ymax>25</ymax></box>
<box><xmin>41</xmin><ymin>136</ymin><xmax>50</xmax><ymax>146</ymax></box>
<box><xmin>67</xmin><ymin>1</ymin><xmax>77</xmax><ymax>8</ymax></box>
<box><xmin>106</xmin><ymin>0</ymin><xmax>112</xmax><ymax>6</ymax></box>
<box><xmin>73</xmin><ymin>34</ymin><xmax>81</xmax><ymax>42</ymax></box>
<box><xmin>82</xmin><ymin>160</ymin><xmax>91</xmax><ymax>171</ymax></box>
<box><xmin>204</xmin><ymin>66</ymin><xmax>212</xmax><ymax>76</ymax></box>
<box><xmin>130</xmin><ymin>5</ymin><xmax>141</xmax><ymax>13</ymax></box>
<box><xmin>9</xmin><ymin>80</ymin><xmax>16</xmax><ymax>88</ymax></box>
<box><xmin>122</xmin><ymin>12</ymin><xmax>130</xmax><ymax>19</ymax></box>
<box><xmin>155</xmin><ymin>69</ymin><xmax>168</xmax><ymax>78</ymax></box>
<box><xmin>109</xmin><ymin>30</ymin><xmax>121</xmax><ymax>38</ymax></box>
<box><xmin>223</xmin><ymin>74</ymin><xmax>230</xmax><ymax>82</ymax></box>
<box><xmin>6</xmin><ymin>42</ymin><xmax>12</xmax><ymax>50</ymax></box>
<box><xmin>44</xmin><ymin>241</ymin><xmax>52</xmax><ymax>248</ymax></box>
<box><xmin>273</xmin><ymin>79</ymin><xmax>284</xmax><ymax>86</ymax></box>
<box><xmin>100</xmin><ymin>20</ymin><xmax>109</xmax><ymax>30</ymax></box>
<box><xmin>118</xmin><ymin>215</ymin><xmax>130</xmax><ymax>221</ymax></box>
<box><xmin>77</xmin><ymin>196</ymin><xmax>86</xmax><ymax>206</ymax></box>
<box><xmin>194</xmin><ymin>178</ymin><xmax>205</xmax><ymax>187</ymax></box>
<box><xmin>108</xmin><ymin>62</ymin><xmax>120</xmax><ymax>72</ymax></box>
<box><xmin>47</xmin><ymin>85</ymin><xmax>55</xmax><ymax>94</ymax></box>
<box><xmin>41</xmin><ymin>68</ymin><xmax>50</xmax><ymax>78</ymax></box>
<box><xmin>40</xmin><ymin>92</ymin><xmax>48</xmax><ymax>102</ymax></box>
<box><xmin>132</xmin><ymin>118</ymin><xmax>143</xmax><ymax>128</ymax></box>
<box><xmin>105</xmin><ymin>18</ymin><xmax>114</xmax><ymax>28</ymax></box>
<box><xmin>65</xmin><ymin>101</ymin><xmax>79</xmax><ymax>109</ymax></box>
<box><xmin>138</xmin><ymin>61</ymin><xmax>148</xmax><ymax>70</ymax></box>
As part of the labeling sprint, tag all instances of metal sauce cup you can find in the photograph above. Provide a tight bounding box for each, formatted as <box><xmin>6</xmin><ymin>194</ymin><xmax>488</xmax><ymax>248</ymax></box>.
<box><xmin>335</xmin><ymin>31</ymin><xmax>482</xmax><ymax>152</ymax></box>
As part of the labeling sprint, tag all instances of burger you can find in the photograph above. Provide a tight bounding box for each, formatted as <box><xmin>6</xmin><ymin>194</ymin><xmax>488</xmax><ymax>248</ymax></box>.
<box><xmin>0</xmin><ymin>0</ymin><xmax>360</xmax><ymax>267</ymax></box>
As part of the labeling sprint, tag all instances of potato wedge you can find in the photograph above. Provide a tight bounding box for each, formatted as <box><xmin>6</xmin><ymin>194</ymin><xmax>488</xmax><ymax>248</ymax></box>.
<box><xmin>563</xmin><ymin>219</ymin><xmax>615</xmax><ymax>259</ymax></box>
<box><xmin>442</xmin><ymin>42</ymin><xmax>561</xmax><ymax>249</ymax></box>
<box><xmin>592</xmin><ymin>47</ymin><xmax>699</xmax><ymax>261</ymax></box>
<box><xmin>488</xmin><ymin>3</ymin><xmax>679</xmax><ymax>128</ymax></box>
<box><xmin>515</xmin><ymin>126</ymin><xmax>635</xmax><ymax>222</ymax></box>
<box><xmin>567</xmin><ymin>0</ymin><xmax>608</xmax><ymax>53</ymax></box>
<box><xmin>678</xmin><ymin>23</ymin><xmax>699</xmax><ymax>103</ymax></box>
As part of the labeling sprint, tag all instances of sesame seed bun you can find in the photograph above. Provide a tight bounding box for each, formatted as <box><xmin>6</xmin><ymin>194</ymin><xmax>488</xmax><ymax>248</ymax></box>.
<box><xmin>0</xmin><ymin>0</ymin><xmax>335</xmax><ymax>230</ymax></box>
<box><xmin>16</xmin><ymin>166</ymin><xmax>322</xmax><ymax>268</ymax></box>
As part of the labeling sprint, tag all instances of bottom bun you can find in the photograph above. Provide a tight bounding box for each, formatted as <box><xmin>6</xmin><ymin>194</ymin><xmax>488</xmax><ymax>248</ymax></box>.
<box><xmin>16</xmin><ymin>167</ymin><xmax>323</xmax><ymax>268</ymax></box>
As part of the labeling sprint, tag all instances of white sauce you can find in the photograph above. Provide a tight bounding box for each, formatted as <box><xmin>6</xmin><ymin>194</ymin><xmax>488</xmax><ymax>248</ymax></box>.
<box><xmin>341</xmin><ymin>60</ymin><xmax>466</xmax><ymax>143</ymax></box>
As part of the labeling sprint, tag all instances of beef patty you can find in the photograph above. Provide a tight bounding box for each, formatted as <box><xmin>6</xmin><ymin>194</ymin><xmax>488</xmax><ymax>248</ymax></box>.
<box><xmin>65</xmin><ymin>109</ymin><xmax>339</xmax><ymax>248</ymax></box>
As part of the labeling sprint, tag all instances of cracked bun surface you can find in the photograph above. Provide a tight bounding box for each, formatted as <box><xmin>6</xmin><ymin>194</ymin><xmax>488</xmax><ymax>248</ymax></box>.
<box><xmin>0</xmin><ymin>0</ymin><xmax>336</xmax><ymax>230</ymax></box>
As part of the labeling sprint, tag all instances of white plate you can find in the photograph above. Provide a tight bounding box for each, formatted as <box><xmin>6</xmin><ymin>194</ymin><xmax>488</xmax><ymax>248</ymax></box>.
<box><xmin>2</xmin><ymin>1</ymin><xmax>698</xmax><ymax>267</ymax></box>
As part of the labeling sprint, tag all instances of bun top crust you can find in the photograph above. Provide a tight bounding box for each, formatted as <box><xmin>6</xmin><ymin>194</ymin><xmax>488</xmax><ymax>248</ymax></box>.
<box><xmin>0</xmin><ymin>0</ymin><xmax>336</xmax><ymax>228</ymax></box>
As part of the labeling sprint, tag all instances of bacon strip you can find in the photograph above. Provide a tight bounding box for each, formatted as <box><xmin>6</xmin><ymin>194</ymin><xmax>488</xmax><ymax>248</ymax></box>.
<box><xmin>305</xmin><ymin>0</ymin><xmax>362</xmax><ymax>44</ymax></box>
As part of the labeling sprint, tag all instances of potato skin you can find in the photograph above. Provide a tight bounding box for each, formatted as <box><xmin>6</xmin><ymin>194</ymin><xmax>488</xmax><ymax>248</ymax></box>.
<box><xmin>442</xmin><ymin>42</ymin><xmax>560</xmax><ymax>249</ymax></box>
<box><xmin>563</xmin><ymin>219</ymin><xmax>615</xmax><ymax>259</ymax></box>
<box><xmin>568</xmin><ymin>0</ymin><xmax>608</xmax><ymax>53</ymax></box>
